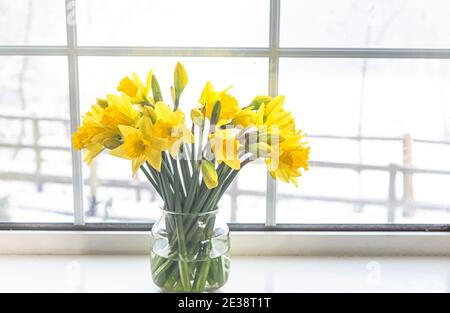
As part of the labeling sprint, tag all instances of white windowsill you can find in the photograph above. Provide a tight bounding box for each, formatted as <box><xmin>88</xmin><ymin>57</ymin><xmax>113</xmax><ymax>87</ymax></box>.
<box><xmin>1</xmin><ymin>231</ymin><xmax>449</xmax><ymax>292</ymax></box>
<box><xmin>0</xmin><ymin>255</ymin><xmax>449</xmax><ymax>293</ymax></box>
<box><xmin>1</xmin><ymin>231</ymin><xmax>450</xmax><ymax>256</ymax></box>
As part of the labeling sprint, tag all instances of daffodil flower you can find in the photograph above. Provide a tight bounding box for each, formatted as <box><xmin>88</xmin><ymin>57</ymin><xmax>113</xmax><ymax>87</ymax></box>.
<box><xmin>152</xmin><ymin>102</ymin><xmax>193</xmax><ymax>158</ymax></box>
<box><xmin>266</xmin><ymin>131</ymin><xmax>309</xmax><ymax>187</ymax></box>
<box><xmin>256</xmin><ymin>96</ymin><xmax>296</xmax><ymax>136</ymax></box>
<box><xmin>232</xmin><ymin>108</ymin><xmax>257</xmax><ymax>128</ymax></box>
<box><xmin>101</xmin><ymin>94</ymin><xmax>141</xmax><ymax>128</ymax></box>
<box><xmin>73</xmin><ymin>97</ymin><xmax>135</xmax><ymax>162</ymax></box>
<box><xmin>117</xmin><ymin>70</ymin><xmax>153</xmax><ymax>104</ymax></box>
<box><xmin>111</xmin><ymin>117</ymin><xmax>167</xmax><ymax>175</ymax></box>
<box><xmin>199</xmin><ymin>81</ymin><xmax>239</xmax><ymax>125</ymax></box>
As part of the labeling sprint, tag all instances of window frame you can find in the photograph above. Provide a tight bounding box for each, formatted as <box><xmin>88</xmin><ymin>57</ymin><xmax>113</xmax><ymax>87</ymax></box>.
<box><xmin>0</xmin><ymin>0</ymin><xmax>450</xmax><ymax>232</ymax></box>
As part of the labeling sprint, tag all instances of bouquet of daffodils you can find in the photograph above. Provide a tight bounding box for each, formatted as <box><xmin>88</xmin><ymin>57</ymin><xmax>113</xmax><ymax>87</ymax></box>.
<box><xmin>73</xmin><ymin>62</ymin><xmax>309</xmax><ymax>292</ymax></box>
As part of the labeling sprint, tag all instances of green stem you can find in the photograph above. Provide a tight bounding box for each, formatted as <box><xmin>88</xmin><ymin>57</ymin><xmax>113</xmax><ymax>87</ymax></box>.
<box><xmin>174</xmin><ymin>216</ymin><xmax>191</xmax><ymax>290</ymax></box>
<box><xmin>139</xmin><ymin>166</ymin><xmax>162</xmax><ymax>197</ymax></box>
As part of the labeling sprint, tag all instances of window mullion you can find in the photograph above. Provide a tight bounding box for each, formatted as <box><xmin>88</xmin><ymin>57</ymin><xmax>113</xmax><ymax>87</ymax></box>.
<box><xmin>266</xmin><ymin>0</ymin><xmax>281</xmax><ymax>227</ymax></box>
<box><xmin>2</xmin><ymin>46</ymin><xmax>450</xmax><ymax>59</ymax></box>
<box><xmin>66</xmin><ymin>0</ymin><xmax>85</xmax><ymax>226</ymax></box>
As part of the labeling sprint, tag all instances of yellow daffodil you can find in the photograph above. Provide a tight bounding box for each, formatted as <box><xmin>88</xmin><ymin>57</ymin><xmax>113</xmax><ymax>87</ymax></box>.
<box><xmin>83</xmin><ymin>143</ymin><xmax>105</xmax><ymax>165</ymax></box>
<box><xmin>73</xmin><ymin>101</ymin><xmax>125</xmax><ymax>163</ymax></box>
<box><xmin>73</xmin><ymin>122</ymin><xmax>109</xmax><ymax>164</ymax></box>
<box><xmin>152</xmin><ymin>102</ymin><xmax>193</xmax><ymax>158</ymax></box>
<box><xmin>209</xmin><ymin>129</ymin><xmax>241</xmax><ymax>170</ymax></box>
<box><xmin>117</xmin><ymin>70</ymin><xmax>153</xmax><ymax>104</ymax></box>
<box><xmin>73</xmin><ymin>123</ymin><xmax>108</xmax><ymax>164</ymax></box>
<box><xmin>232</xmin><ymin>108</ymin><xmax>257</xmax><ymax>128</ymax></box>
<box><xmin>111</xmin><ymin>118</ymin><xmax>167</xmax><ymax>175</ymax></box>
<box><xmin>73</xmin><ymin>103</ymin><xmax>105</xmax><ymax>150</ymax></box>
<box><xmin>101</xmin><ymin>94</ymin><xmax>141</xmax><ymax>128</ymax></box>
<box><xmin>201</xmin><ymin>160</ymin><xmax>219</xmax><ymax>189</ymax></box>
<box><xmin>266</xmin><ymin>132</ymin><xmax>309</xmax><ymax>187</ymax></box>
<box><xmin>256</xmin><ymin>96</ymin><xmax>296</xmax><ymax>136</ymax></box>
<box><xmin>199</xmin><ymin>81</ymin><xmax>239</xmax><ymax>125</ymax></box>
<box><xmin>72</xmin><ymin>125</ymin><xmax>89</xmax><ymax>151</ymax></box>
<box><xmin>83</xmin><ymin>94</ymin><xmax>140</xmax><ymax>150</ymax></box>
<box><xmin>248</xmin><ymin>96</ymin><xmax>296</xmax><ymax>155</ymax></box>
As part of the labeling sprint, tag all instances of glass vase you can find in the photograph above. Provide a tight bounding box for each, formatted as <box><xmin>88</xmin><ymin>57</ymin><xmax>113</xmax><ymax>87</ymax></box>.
<box><xmin>150</xmin><ymin>208</ymin><xmax>231</xmax><ymax>293</ymax></box>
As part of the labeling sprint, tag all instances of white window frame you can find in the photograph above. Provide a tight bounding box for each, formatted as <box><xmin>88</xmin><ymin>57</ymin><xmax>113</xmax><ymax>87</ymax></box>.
<box><xmin>1</xmin><ymin>0</ymin><xmax>450</xmax><ymax>255</ymax></box>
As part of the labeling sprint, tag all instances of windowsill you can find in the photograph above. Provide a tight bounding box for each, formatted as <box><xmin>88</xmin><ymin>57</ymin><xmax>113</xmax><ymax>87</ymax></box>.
<box><xmin>0</xmin><ymin>255</ymin><xmax>449</xmax><ymax>293</ymax></box>
<box><xmin>1</xmin><ymin>231</ymin><xmax>450</xmax><ymax>256</ymax></box>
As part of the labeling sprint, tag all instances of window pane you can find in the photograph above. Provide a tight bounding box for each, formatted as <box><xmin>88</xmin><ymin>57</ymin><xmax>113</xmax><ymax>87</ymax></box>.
<box><xmin>76</xmin><ymin>0</ymin><xmax>270</xmax><ymax>47</ymax></box>
<box><xmin>278</xmin><ymin>58</ymin><xmax>450</xmax><ymax>224</ymax></box>
<box><xmin>0</xmin><ymin>0</ymin><xmax>67</xmax><ymax>45</ymax></box>
<box><xmin>78</xmin><ymin>57</ymin><xmax>268</xmax><ymax>223</ymax></box>
<box><xmin>0</xmin><ymin>56</ymin><xmax>73</xmax><ymax>222</ymax></box>
<box><xmin>281</xmin><ymin>0</ymin><xmax>450</xmax><ymax>48</ymax></box>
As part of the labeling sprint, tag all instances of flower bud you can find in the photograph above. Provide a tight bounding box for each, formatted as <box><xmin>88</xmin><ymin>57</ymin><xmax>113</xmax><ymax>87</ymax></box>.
<box><xmin>201</xmin><ymin>160</ymin><xmax>219</xmax><ymax>189</ymax></box>
<box><xmin>210</xmin><ymin>101</ymin><xmax>221</xmax><ymax>126</ymax></box>
<box><xmin>170</xmin><ymin>86</ymin><xmax>176</xmax><ymax>106</ymax></box>
<box><xmin>174</xmin><ymin>62</ymin><xmax>188</xmax><ymax>100</ymax></box>
<box><xmin>249</xmin><ymin>95</ymin><xmax>272</xmax><ymax>110</ymax></box>
<box><xmin>96</xmin><ymin>98</ymin><xmax>108</xmax><ymax>109</ymax></box>
<box><xmin>151</xmin><ymin>75</ymin><xmax>163</xmax><ymax>102</ymax></box>
<box><xmin>191</xmin><ymin>108</ymin><xmax>205</xmax><ymax>127</ymax></box>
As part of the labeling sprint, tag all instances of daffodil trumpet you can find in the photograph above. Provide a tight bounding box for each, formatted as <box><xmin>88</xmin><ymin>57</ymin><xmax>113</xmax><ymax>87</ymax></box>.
<box><xmin>72</xmin><ymin>62</ymin><xmax>309</xmax><ymax>293</ymax></box>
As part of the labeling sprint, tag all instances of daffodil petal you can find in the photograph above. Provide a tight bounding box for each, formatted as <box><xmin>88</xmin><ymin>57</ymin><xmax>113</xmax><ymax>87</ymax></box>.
<box><xmin>224</xmin><ymin>158</ymin><xmax>241</xmax><ymax>171</ymax></box>
<box><xmin>146</xmin><ymin>149</ymin><xmax>162</xmax><ymax>172</ymax></box>
<box><xmin>145</xmin><ymin>69</ymin><xmax>153</xmax><ymax>95</ymax></box>
<box><xmin>110</xmin><ymin>145</ymin><xmax>130</xmax><ymax>160</ymax></box>
<box><xmin>83</xmin><ymin>143</ymin><xmax>104</xmax><ymax>165</ymax></box>
<box><xmin>155</xmin><ymin>102</ymin><xmax>174</xmax><ymax>121</ymax></box>
<box><xmin>118</xmin><ymin>125</ymin><xmax>139</xmax><ymax>138</ymax></box>
<box><xmin>132</xmin><ymin>156</ymin><xmax>146</xmax><ymax>177</ymax></box>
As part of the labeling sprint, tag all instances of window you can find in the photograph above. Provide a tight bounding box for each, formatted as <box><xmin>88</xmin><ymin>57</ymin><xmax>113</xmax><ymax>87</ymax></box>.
<box><xmin>1</xmin><ymin>0</ymin><xmax>449</xmax><ymax>229</ymax></box>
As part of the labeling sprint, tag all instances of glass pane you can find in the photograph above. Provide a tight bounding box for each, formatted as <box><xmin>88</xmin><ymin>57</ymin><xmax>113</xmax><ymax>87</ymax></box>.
<box><xmin>78</xmin><ymin>57</ymin><xmax>268</xmax><ymax>223</ymax></box>
<box><xmin>0</xmin><ymin>0</ymin><xmax>67</xmax><ymax>45</ymax></box>
<box><xmin>278</xmin><ymin>58</ymin><xmax>450</xmax><ymax>224</ymax></box>
<box><xmin>281</xmin><ymin>0</ymin><xmax>450</xmax><ymax>48</ymax></box>
<box><xmin>76</xmin><ymin>0</ymin><xmax>270</xmax><ymax>47</ymax></box>
<box><xmin>0</xmin><ymin>56</ymin><xmax>73</xmax><ymax>222</ymax></box>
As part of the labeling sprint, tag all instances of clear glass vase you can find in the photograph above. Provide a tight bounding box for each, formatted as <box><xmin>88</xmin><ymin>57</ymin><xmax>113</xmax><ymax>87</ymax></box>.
<box><xmin>150</xmin><ymin>208</ymin><xmax>231</xmax><ymax>293</ymax></box>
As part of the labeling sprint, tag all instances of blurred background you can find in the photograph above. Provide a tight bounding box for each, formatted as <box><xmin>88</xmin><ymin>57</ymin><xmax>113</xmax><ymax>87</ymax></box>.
<box><xmin>1</xmin><ymin>0</ymin><xmax>450</xmax><ymax>224</ymax></box>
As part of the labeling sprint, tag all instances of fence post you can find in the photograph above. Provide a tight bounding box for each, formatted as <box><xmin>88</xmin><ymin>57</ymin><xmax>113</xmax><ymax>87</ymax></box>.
<box><xmin>88</xmin><ymin>161</ymin><xmax>98</xmax><ymax>217</ymax></box>
<box><xmin>32</xmin><ymin>118</ymin><xmax>43</xmax><ymax>192</ymax></box>
<box><xmin>230</xmin><ymin>180</ymin><xmax>238</xmax><ymax>223</ymax></box>
<box><xmin>388</xmin><ymin>164</ymin><xmax>397</xmax><ymax>223</ymax></box>
<box><xmin>134</xmin><ymin>174</ymin><xmax>142</xmax><ymax>202</ymax></box>
<box><xmin>402</xmin><ymin>133</ymin><xmax>415</xmax><ymax>217</ymax></box>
